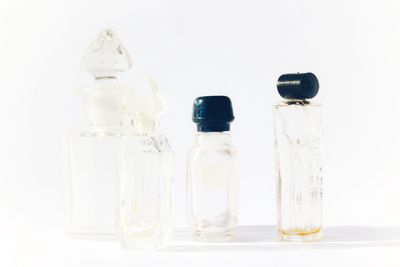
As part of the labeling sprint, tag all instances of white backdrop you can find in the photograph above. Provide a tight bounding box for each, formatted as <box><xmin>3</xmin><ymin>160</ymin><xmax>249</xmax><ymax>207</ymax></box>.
<box><xmin>2</xmin><ymin>0</ymin><xmax>400</xmax><ymax>266</ymax></box>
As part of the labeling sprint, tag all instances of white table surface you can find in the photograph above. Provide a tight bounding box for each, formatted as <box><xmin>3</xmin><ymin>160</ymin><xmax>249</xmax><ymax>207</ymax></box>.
<box><xmin>6</xmin><ymin>225</ymin><xmax>400</xmax><ymax>267</ymax></box>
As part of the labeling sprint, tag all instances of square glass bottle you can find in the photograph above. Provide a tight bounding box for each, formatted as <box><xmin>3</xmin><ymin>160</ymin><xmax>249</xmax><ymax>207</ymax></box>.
<box><xmin>65</xmin><ymin>29</ymin><xmax>131</xmax><ymax>239</ymax></box>
<box><xmin>187</xmin><ymin>96</ymin><xmax>239</xmax><ymax>241</ymax></box>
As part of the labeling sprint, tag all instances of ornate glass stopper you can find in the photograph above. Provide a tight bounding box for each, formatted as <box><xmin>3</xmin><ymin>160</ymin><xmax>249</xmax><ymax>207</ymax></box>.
<box><xmin>81</xmin><ymin>29</ymin><xmax>132</xmax><ymax>79</ymax></box>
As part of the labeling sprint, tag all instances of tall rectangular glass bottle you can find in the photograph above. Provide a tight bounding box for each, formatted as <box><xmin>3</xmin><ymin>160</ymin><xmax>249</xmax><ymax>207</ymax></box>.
<box><xmin>65</xmin><ymin>29</ymin><xmax>131</xmax><ymax>239</ymax></box>
<box><xmin>273</xmin><ymin>73</ymin><xmax>323</xmax><ymax>241</ymax></box>
<box><xmin>187</xmin><ymin>96</ymin><xmax>239</xmax><ymax>241</ymax></box>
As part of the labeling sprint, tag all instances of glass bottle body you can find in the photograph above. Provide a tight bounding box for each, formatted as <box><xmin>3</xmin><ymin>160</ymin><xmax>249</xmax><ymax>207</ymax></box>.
<box><xmin>187</xmin><ymin>132</ymin><xmax>239</xmax><ymax>241</ymax></box>
<box><xmin>65</xmin><ymin>127</ymin><xmax>122</xmax><ymax>239</ymax></box>
<box><xmin>118</xmin><ymin>131</ymin><xmax>174</xmax><ymax>249</ymax></box>
<box><xmin>273</xmin><ymin>100</ymin><xmax>323</xmax><ymax>241</ymax></box>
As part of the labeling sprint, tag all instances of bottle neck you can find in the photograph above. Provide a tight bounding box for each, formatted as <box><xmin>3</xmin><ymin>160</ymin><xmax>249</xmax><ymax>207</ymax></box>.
<box><xmin>125</xmin><ymin>117</ymin><xmax>157</xmax><ymax>134</ymax></box>
<box><xmin>275</xmin><ymin>99</ymin><xmax>321</xmax><ymax>108</ymax></box>
<box><xmin>196</xmin><ymin>132</ymin><xmax>231</xmax><ymax>146</ymax></box>
<box><xmin>94</xmin><ymin>76</ymin><xmax>118</xmax><ymax>87</ymax></box>
<box><xmin>84</xmin><ymin>101</ymin><xmax>124</xmax><ymax>128</ymax></box>
<box><xmin>196</xmin><ymin>123</ymin><xmax>230</xmax><ymax>132</ymax></box>
<box><xmin>284</xmin><ymin>99</ymin><xmax>311</xmax><ymax>105</ymax></box>
<box><xmin>82</xmin><ymin>76</ymin><xmax>128</xmax><ymax>128</ymax></box>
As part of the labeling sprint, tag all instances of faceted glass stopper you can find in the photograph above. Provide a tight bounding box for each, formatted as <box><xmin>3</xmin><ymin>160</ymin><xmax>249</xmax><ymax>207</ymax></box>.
<box><xmin>81</xmin><ymin>29</ymin><xmax>132</xmax><ymax>78</ymax></box>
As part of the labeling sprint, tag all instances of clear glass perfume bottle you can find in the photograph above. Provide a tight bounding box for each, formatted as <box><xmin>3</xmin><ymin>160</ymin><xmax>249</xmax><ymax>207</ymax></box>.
<box><xmin>187</xmin><ymin>96</ymin><xmax>239</xmax><ymax>241</ymax></box>
<box><xmin>117</xmin><ymin>76</ymin><xmax>174</xmax><ymax>249</ymax></box>
<box><xmin>65</xmin><ymin>29</ymin><xmax>131</xmax><ymax>239</ymax></box>
<box><xmin>273</xmin><ymin>73</ymin><xmax>323</xmax><ymax>241</ymax></box>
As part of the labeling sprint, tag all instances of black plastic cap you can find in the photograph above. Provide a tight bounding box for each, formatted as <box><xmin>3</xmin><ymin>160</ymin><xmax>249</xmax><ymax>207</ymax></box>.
<box><xmin>192</xmin><ymin>96</ymin><xmax>234</xmax><ymax>132</ymax></box>
<box><xmin>277</xmin><ymin>72</ymin><xmax>319</xmax><ymax>100</ymax></box>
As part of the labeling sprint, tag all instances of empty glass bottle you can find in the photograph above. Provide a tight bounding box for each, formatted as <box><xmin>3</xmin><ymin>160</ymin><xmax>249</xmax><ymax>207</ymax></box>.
<box><xmin>117</xmin><ymin>76</ymin><xmax>174</xmax><ymax>249</ymax></box>
<box><xmin>65</xmin><ymin>29</ymin><xmax>174</xmax><ymax>249</ymax></box>
<box><xmin>187</xmin><ymin>96</ymin><xmax>239</xmax><ymax>241</ymax></box>
<box><xmin>273</xmin><ymin>73</ymin><xmax>323</xmax><ymax>241</ymax></box>
<box><xmin>65</xmin><ymin>29</ymin><xmax>131</xmax><ymax>239</ymax></box>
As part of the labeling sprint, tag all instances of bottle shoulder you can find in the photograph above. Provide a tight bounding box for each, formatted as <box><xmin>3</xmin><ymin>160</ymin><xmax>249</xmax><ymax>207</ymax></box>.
<box><xmin>121</xmin><ymin>132</ymin><xmax>173</xmax><ymax>154</ymax></box>
<box><xmin>189</xmin><ymin>141</ymin><xmax>236</xmax><ymax>151</ymax></box>
<box><xmin>68</xmin><ymin>129</ymin><xmax>173</xmax><ymax>153</ymax></box>
<box><xmin>69</xmin><ymin>127</ymin><xmax>124</xmax><ymax>138</ymax></box>
<box><xmin>188</xmin><ymin>133</ymin><xmax>236</xmax><ymax>158</ymax></box>
<box><xmin>193</xmin><ymin>132</ymin><xmax>233</xmax><ymax>145</ymax></box>
<box><xmin>121</xmin><ymin>132</ymin><xmax>169</xmax><ymax>142</ymax></box>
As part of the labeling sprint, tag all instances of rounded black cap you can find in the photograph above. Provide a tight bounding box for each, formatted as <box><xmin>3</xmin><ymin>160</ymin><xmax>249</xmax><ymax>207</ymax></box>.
<box><xmin>277</xmin><ymin>72</ymin><xmax>319</xmax><ymax>100</ymax></box>
<box><xmin>192</xmin><ymin>96</ymin><xmax>234</xmax><ymax>132</ymax></box>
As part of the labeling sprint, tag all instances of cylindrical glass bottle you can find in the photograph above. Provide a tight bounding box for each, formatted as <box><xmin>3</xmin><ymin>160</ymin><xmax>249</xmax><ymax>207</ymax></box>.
<box><xmin>273</xmin><ymin>73</ymin><xmax>323</xmax><ymax>241</ymax></box>
<box><xmin>187</xmin><ymin>96</ymin><xmax>239</xmax><ymax>241</ymax></box>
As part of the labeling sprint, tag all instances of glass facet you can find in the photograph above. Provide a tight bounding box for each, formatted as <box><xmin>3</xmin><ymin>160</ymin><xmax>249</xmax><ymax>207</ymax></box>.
<box><xmin>273</xmin><ymin>101</ymin><xmax>323</xmax><ymax>241</ymax></box>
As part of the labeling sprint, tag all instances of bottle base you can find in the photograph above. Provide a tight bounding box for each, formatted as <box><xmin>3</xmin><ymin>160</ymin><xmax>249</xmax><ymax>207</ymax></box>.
<box><xmin>119</xmin><ymin>238</ymin><xmax>167</xmax><ymax>250</ymax></box>
<box><xmin>278</xmin><ymin>228</ymin><xmax>321</xmax><ymax>242</ymax></box>
<box><xmin>193</xmin><ymin>230</ymin><xmax>232</xmax><ymax>242</ymax></box>
<box><xmin>66</xmin><ymin>230</ymin><xmax>116</xmax><ymax>241</ymax></box>
<box><xmin>118</xmin><ymin>229</ymin><xmax>171</xmax><ymax>250</ymax></box>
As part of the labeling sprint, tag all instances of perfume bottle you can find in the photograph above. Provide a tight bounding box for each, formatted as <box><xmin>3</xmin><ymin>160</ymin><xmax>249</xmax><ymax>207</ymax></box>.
<box><xmin>65</xmin><ymin>29</ymin><xmax>131</xmax><ymax>239</ymax></box>
<box><xmin>273</xmin><ymin>73</ymin><xmax>323</xmax><ymax>241</ymax></box>
<box><xmin>187</xmin><ymin>96</ymin><xmax>239</xmax><ymax>241</ymax></box>
<box><xmin>117</xmin><ymin>76</ymin><xmax>174</xmax><ymax>249</ymax></box>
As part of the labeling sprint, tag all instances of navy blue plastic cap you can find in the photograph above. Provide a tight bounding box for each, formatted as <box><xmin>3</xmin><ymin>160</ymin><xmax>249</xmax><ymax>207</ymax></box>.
<box><xmin>277</xmin><ymin>72</ymin><xmax>319</xmax><ymax>100</ymax></box>
<box><xmin>192</xmin><ymin>96</ymin><xmax>234</xmax><ymax>132</ymax></box>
